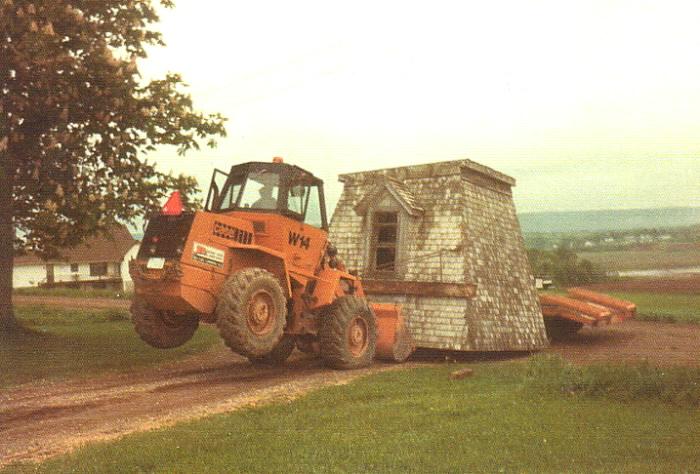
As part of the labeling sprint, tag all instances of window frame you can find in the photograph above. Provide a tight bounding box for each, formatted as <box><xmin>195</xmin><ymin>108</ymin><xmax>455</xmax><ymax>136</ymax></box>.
<box><xmin>302</xmin><ymin>184</ymin><xmax>325</xmax><ymax>228</ymax></box>
<box><xmin>370</xmin><ymin>211</ymin><xmax>399</xmax><ymax>276</ymax></box>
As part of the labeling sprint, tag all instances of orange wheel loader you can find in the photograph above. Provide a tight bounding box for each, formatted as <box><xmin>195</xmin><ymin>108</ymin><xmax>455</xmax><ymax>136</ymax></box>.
<box><xmin>129</xmin><ymin>158</ymin><xmax>413</xmax><ymax>369</ymax></box>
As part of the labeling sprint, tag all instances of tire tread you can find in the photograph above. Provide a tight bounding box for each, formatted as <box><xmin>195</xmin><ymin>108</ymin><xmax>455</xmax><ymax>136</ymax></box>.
<box><xmin>216</xmin><ymin>268</ymin><xmax>286</xmax><ymax>358</ymax></box>
<box><xmin>319</xmin><ymin>295</ymin><xmax>377</xmax><ymax>369</ymax></box>
<box><xmin>131</xmin><ymin>296</ymin><xmax>198</xmax><ymax>349</ymax></box>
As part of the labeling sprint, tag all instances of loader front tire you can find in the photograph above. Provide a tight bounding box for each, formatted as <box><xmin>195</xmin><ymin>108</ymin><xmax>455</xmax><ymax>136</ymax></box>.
<box><xmin>131</xmin><ymin>296</ymin><xmax>198</xmax><ymax>349</ymax></box>
<box><xmin>216</xmin><ymin>268</ymin><xmax>287</xmax><ymax>358</ymax></box>
<box><xmin>248</xmin><ymin>334</ymin><xmax>296</xmax><ymax>366</ymax></box>
<box><xmin>319</xmin><ymin>296</ymin><xmax>377</xmax><ymax>370</ymax></box>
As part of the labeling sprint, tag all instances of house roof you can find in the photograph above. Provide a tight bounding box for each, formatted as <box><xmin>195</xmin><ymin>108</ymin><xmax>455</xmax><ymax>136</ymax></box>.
<box><xmin>14</xmin><ymin>225</ymin><xmax>138</xmax><ymax>266</ymax></box>
<box><xmin>338</xmin><ymin>158</ymin><xmax>516</xmax><ymax>187</ymax></box>
<box><xmin>354</xmin><ymin>177</ymin><xmax>425</xmax><ymax>217</ymax></box>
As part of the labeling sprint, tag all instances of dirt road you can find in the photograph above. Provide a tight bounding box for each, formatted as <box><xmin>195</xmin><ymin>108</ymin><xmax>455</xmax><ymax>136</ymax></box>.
<box><xmin>547</xmin><ymin>320</ymin><xmax>700</xmax><ymax>366</ymax></box>
<box><xmin>584</xmin><ymin>275</ymin><xmax>700</xmax><ymax>294</ymax></box>
<box><xmin>0</xmin><ymin>349</ymin><xmax>403</xmax><ymax>468</ymax></box>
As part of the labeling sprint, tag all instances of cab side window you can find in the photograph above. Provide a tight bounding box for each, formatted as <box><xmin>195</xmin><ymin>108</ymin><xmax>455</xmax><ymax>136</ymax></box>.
<box><xmin>286</xmin><ymin>183</ymin><xmax>324</xmax><ymax>228</ymax></box>
<box><xmin>287</xmin><ymin>185</ymin><xmax>306</xmax><ymax>215</ymax></box>
<box><xmin>219</xmin><ymin>182</ymin><xmax>241</xmax><ymax>210</ymax></box>
<box><xmin>304</xmin><ymin>185</ymin><xmax>323</xmax><ymax>228</ymax></box>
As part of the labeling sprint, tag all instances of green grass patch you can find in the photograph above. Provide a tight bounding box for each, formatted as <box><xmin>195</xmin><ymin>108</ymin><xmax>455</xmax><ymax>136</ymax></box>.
<box><xmin>0</xmin><ymin>306</ymin><xmax>220</xmax><ymax>388</ymax></box>
<box><xmin>10</xmin><ymin>360</ymin><xmax>700</xmax><ymax>473</ymax></box>
<box><xmin>607</xmin><ymin>291</ymin><xmax>700</xmax><ymax>324</ymax></box>
<box><xmin>13</xmin><ymin>287</ymin><xmax>131</xmax><ymax>299</ymax></box>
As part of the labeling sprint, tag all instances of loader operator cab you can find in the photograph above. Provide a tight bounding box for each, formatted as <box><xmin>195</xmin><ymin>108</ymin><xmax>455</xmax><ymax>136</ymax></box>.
<box><xmin>205</xmin><ymin>160</ymin><xmax>328</xmax><ymax>230</ymax></box>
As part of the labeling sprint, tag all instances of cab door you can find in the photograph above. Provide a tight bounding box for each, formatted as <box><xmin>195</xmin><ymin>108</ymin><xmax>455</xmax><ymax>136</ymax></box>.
<box><xmin>284</xmin><ymin>182</ymin><xmax>328</xmax><ymax>272</ymax></box>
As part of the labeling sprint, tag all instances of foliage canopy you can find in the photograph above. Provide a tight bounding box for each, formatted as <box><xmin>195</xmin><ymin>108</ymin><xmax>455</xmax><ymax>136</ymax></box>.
<box><xmin>527</xmin><ymin>246</ymin><xmax>606</xmax><ymax>285</ymax></box>
<box><xmin>0</xmin><ymin>0</ymin><xmax>226</xmax><ymax>329</ymax></box>
<box><xmin>1</xmin><ymin>0</ymin><xmax>226</xmax><ymax>256</ymax></box>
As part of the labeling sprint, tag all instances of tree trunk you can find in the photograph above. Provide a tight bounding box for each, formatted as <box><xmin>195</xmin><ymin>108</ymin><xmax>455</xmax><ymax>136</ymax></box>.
<box><xmin>0</xmin><ymin>159</ymin><xmax>18</xmax><ymax>332</ymax></box>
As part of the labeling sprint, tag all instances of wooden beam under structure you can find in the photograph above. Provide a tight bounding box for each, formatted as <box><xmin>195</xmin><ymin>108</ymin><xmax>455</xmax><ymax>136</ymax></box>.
<box><xmin>362</xmin><ymin>279</ymin><xmax>477</xmax><ymax>298</ymax></box>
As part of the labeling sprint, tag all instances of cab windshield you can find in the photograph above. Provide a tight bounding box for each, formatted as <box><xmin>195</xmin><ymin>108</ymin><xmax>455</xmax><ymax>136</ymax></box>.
<box><xmin>239</xmin><ymin>170</ymin><xmax>280</xmax><ymax>210</ymax></box>
<box><xmin>205</xmin><ymin>163</ymin><xmax>327</xmax><ymax>229</ymax></box>
<box><xmin>210</xmin><ymin>169</ymin><xmax>280</xmax><ymax>212</ymax></box>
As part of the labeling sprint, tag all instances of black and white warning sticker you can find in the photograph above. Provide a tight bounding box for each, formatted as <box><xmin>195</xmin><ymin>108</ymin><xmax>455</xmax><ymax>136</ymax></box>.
<box><xmin>192</xmin><ymin>242</ymin><xmax>225</xmax><ymax>268</ymax></box>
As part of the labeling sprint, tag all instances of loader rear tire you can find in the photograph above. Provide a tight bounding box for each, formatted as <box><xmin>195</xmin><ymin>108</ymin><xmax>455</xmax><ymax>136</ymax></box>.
<box><xmin>248</xmin><ymin>334</ymin><xmax>296</xmax><ymax>366</ymax></box>
<box><xmin>216</xmin><ymin>268</ymin><xmax>287</xmax><ymax>358</ymax></box>
<box><xmin>319</xmin><ymin>296</ymin><xmax>377</xmax><ymax>370</ymax></box>
<box><xmin>131</xmin><ymin>296</ymin><xmax>198</xmax><ymax>349</ymax></box>
<box><xmin>544</xmin><ymin>317</ymin><xmax>583</xmax><ymax>341</ymax></box>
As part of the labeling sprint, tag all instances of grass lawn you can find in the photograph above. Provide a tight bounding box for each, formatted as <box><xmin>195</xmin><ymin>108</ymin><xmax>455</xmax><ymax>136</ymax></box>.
<box><xmin>578</xmin><ymin>248</ymin><xmax>700</xmax><ymax>271</ymax></box>
<box><xmin>13</xmin><ymin>287</ymin><xmax>131</xmax><ymax>299</ymax></box>
<box><xmin>607</xmin><ymin>291</ymin><xmax>700</xmax><ymax>324</ymax></box>
<box><xmin>9</xmin><ymin>359</ymin><xmax>700</xmax><ymax>473</ymax></box>
<box><xmin>0</xmin><ymin>306</ymin><xmax>220</xmax><ymax>388</ymax></box>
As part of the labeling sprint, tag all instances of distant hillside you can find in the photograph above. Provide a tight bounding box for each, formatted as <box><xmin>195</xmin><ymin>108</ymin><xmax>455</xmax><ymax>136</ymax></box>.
<box><xmin>518</xmin><ymin>207</ymin><xmax>700</xmax><ymax>233</ymax></box>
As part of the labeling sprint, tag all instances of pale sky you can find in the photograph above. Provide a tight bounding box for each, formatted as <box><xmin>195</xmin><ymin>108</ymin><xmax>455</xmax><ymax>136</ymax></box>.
<box><xmin>139</xmin><ymin>0</ymin><xmax>700</xmax><ymax>214</ymax></box>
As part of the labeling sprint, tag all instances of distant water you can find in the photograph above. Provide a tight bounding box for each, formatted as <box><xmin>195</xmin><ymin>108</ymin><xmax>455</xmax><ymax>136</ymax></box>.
<box><xmin>519</xmin><ymin>207</ymin><xmax>700</xmax><ymax>233</ymax></box>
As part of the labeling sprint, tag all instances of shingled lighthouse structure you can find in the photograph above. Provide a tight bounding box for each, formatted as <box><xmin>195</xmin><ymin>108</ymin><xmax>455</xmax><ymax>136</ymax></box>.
<box><xmin>329</xmin><ymin>159</ymin><xmax>548</xmax><ymax>352</ymax></box>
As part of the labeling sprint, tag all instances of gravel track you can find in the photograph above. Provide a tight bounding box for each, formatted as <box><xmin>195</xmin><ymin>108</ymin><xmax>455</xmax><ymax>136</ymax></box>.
<box><xmin>0</xmin><ymin>349</ymin><xmax>402</xmax><ymax>468</ymax></box>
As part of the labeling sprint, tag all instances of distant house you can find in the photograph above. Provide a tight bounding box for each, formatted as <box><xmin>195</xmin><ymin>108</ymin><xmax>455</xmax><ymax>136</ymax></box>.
<box><xmin>13</xmin><ymin>225</ymin><xmax>140</xmax><ymax>291</ymax></box>
<box><xmin>534</xmin><ymin>277</ymin><xmax>554</xmax><ymax>290</ymax></box>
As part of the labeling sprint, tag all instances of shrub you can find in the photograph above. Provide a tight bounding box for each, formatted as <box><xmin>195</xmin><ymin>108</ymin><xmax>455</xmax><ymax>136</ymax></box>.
<box><xmin>523</xmin><ymin>355</ymin><xmax>700</xmax><ymax>407</ymax></box>
<box><xmin>527</xmin><ymin>247</ymin><xmax>607</xmax><ymax>286</ymax></box>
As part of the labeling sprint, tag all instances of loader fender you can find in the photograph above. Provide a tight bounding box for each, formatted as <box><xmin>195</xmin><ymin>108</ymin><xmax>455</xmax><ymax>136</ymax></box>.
<box><xmin>228</xmin><ymin>247</ymin><xmax>292</xmax><ymax>297</ymax></box>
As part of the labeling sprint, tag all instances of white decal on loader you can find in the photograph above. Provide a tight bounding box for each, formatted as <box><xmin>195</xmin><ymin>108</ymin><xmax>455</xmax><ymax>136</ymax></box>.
<box><xmin>192</xmin><ymin>242</ymin><xmax>225</xmax><ymax>268</ymax></box>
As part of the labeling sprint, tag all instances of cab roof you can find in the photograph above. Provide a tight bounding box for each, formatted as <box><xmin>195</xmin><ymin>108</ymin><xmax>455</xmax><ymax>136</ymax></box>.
<box><xmin>228</xmin><ymin>161</ymin><xmax>323</xmax><ymax>186</ymax></box>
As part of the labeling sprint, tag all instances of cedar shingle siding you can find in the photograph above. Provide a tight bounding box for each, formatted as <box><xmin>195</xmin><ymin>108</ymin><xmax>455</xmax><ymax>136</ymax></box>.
<box><xmin>329</xmin><ymin>159</ymin><xmax>548</xmax><ymax>351</ymax></box>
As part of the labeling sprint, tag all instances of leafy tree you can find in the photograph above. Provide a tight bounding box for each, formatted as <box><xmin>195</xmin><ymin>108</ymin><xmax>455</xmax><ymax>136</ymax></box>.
<box><xmin>527</xmin><ymin>247</ymin><xmax>606</xmax><ymax>286</ymax></box>
<box><xmin>1</xmin><ymin>1</ymin><xmax>227</xmax><ymax>331</ymax></box>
